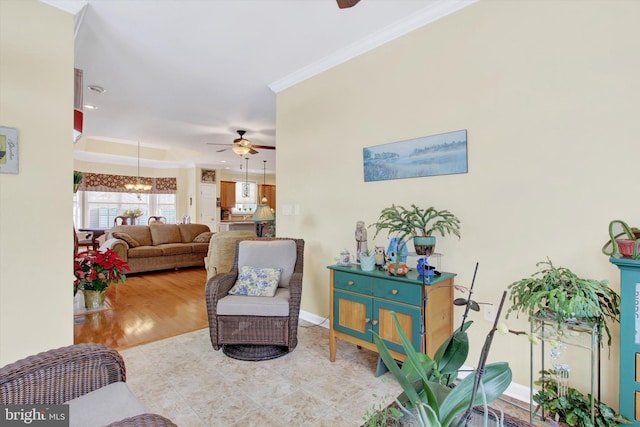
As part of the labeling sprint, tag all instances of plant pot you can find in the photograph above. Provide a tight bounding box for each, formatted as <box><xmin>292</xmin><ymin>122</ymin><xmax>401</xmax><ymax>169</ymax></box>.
<box><xmin>387</xmin><ymin>262</ymin><xmax>409</xmax><ymax>276</ymax></box>
<box><xmin>359</xmin><ymin>254</ymin><xmax>376</xmax><ymax>272</ymax></box>
<box><xmin>413</xmin><ymin>236</ymin><xmax>436</xmax><ymax>256</ymax></box>
<box><xmin>617</xmin><ymin>238</ymin><xmax>640</xmax><ymax>258</ymax></box>
<box><xmin>83</xmin><ymin>289</ymin><xmax>106</xmax><ymax>309</ymax></box>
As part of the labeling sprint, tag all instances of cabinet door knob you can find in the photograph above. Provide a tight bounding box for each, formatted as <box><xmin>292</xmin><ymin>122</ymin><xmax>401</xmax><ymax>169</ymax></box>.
<box><xmin>347</xmin><ymin>281</ymin><xmax>354</xmax><ymax>286</ymax></box>
<box><xmin>391</xmin><ymin>289</ymin><xmax>398</xmax><ymax>295</ymax></box>
<box><xmin>365</xmin><ymin>317</ymin><xmax>371</xmax><ymax>323</ymax></box>
<box><xmin>371</xmin><ymin>320</ymin><xmax>378</xmax><ymax>326</ymax></box>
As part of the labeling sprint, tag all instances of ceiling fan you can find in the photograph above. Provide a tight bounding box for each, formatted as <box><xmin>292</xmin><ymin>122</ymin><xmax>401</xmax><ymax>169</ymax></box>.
<box><xmin>207</xmin><ymin>130</ymin><xmax>275</xmax><ymax>155</ymax></box>
<box><xmin>337</xmin><ymin>0</ymin><xmax>361</xmax><ymax>8</ymax></box>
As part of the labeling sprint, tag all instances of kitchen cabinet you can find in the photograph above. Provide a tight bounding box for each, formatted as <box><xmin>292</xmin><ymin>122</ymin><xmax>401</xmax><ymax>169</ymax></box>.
<box><xmin>220</xmin><ymin>181</ymin><xmax>236</xmax><ymax>208</ymax></box>
<box><xmin>328</xmin><ymin>264</ymin><xmax>455</xmax><ymax>368</ymax></box>
<box><xmin>259</xmin><ymin>184</ymin><xmax>276</xmax><ymax>210</ymax></box>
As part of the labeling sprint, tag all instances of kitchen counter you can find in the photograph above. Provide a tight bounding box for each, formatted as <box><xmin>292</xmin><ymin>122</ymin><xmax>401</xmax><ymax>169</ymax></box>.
<box><xmin>218</xmin><ymin>221</ymin><xmax>257</xmax><ymax>233</ymax></box>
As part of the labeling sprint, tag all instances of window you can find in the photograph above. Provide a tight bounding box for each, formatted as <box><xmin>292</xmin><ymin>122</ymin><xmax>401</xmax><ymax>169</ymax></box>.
<box><xmin>73</xmin><ymin>191</ymin><xmax>176</xmax><ymax>228</ymax></box>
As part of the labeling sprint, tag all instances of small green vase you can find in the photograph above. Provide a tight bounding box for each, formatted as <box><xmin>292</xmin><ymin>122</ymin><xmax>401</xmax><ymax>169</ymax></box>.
<box><xmin>83</xmin><ymin>289</ymin><xmax>106</xmax><ymax>309</ymax></box>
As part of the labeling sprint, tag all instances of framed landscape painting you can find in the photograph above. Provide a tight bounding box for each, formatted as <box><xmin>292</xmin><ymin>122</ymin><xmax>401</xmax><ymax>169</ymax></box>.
<box><xmin>363</xmin><ymin>129</ymin><xmax>467</xmax><ymax>182</ymax></box>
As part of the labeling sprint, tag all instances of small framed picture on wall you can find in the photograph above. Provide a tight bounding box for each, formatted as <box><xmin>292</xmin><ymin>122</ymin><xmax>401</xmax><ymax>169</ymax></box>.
<box><xmin>201</xmin><ymin>169</ymin><xmax>216</xmax><ymax>183</ymax></box>
<box><xmin>0</xmin><ymin>126</ymin><xmax>19</xmax><ymax>174</ymax></box>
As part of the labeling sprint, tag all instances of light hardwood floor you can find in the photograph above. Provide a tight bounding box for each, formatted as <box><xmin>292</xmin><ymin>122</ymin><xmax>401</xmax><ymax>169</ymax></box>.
<box><xmin>74</xmin><ymin>267</ymin><xmax>209</xmax><ymax>350</ymax></box>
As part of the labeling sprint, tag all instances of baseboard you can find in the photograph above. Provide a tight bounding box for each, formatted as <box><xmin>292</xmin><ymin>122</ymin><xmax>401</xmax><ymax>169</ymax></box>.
<box><xmin>298</xmin><ymin>310</ymin><xmax>532</xmax><ymax>404</ymax></box>
<box><xmin>299</xmin><ymin>309</ymin><xmax>329</xmax><ymax>328</ymax></box>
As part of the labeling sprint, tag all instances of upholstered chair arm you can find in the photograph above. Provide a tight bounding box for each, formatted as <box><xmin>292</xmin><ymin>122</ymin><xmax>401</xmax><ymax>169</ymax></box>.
<box><xmin>287</xmin><ymin>272</ymin><xmax>304</xmax><ymax>351</ymax></box>
<box><xmin>205</xmin><ymin>272</ymin><xmax>238</xmax><ymax>350</ymax></box>
<box><xmin>102</xmin><ymin>237</ymin><xmax>129</xmax><ymax>261</ymax></box>
<box><xmin>0</xmin><ymin>343</ymin><xmax>125</xmax><ymax>405</ymax></box>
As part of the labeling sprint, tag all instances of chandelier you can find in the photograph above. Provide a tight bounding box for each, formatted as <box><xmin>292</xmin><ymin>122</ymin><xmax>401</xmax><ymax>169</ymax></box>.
<box><xmin>124</xmin><ymin>141</ymin><xmax>152</xmax><ymax>191</ymax></box>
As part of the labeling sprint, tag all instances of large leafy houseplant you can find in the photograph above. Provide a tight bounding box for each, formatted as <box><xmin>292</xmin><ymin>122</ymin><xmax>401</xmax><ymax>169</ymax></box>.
<box><xmin>372</xmin><ymin>310</ymin><xmax>511</xmax><ymax>427</ymax></box>
<box><xmin>506</xmin><ymin>259</ymin><xmax>621</xmax><ymax>349</ymax></box>
<box><xmin>74</xmin><ymin>249</ymin><xmax>130</xmax><ymax>294</ymax></box>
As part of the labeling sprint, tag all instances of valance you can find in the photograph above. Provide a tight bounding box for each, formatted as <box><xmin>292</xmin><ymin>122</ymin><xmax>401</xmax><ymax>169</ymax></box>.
<box><xmin>77</xmin><ymin>172</ymin><xmax>176</xmax><ymax>194</ymax></box>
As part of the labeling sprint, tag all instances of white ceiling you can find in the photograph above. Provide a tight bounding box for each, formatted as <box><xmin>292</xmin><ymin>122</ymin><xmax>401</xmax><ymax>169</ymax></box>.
<box><xmin>45</xmin><ymin>0</ymin><xmax>475</xmax><ymax>174</ymax></box>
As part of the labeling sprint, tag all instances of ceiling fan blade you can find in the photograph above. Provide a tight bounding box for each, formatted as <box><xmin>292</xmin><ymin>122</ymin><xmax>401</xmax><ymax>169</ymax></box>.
<box><xmin>337</xmin><ymin>0</ymin><xmax>360</xmax><ymax>9</ymax></box>
<box><xmin>248</xmin><ymin>148</ymin><xmax>259</xmax><ymax>155</ymax></box>
<box><xmin>250</xmin><ymin>144</ymin><xmax>276</xmax><ymax>150</ymax></box>
<box><xmin>206</xmin><ymin>143</ymin><xmax>231</xmax><ymax>146</ymax></box>
<box><xmin>216</xmin><ymin>147</ymin><xmax>230</xmax><ymax>153</ymax></box>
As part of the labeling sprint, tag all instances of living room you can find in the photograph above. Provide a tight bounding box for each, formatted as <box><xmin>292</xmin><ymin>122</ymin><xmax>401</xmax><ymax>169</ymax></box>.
<box><xmin>1</xmin><ymin>0</ymin><xmax>638</xmax><ymax>425</ymax></box>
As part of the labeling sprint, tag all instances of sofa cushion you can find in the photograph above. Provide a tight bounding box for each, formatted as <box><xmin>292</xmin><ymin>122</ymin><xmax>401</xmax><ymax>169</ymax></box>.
<box><xmin>66</xmin><ymin>381</ymin><xmax>146</xmax><ymax>427</ymax></box>
<box><xmin>127</xmin><ymin>246</ymin><xmax>163</xmax><ymax>258</ymax></box>
<box><xmin>110</xmin><ymin>225</ymin><xmax>152</xmax><ymax>247</ymax></box>
<box><xmin>217</xmin><ymin>288</ymin><xmax>290</xmax><ymax>316</ymax></box>
<box><xmin>191</xmin><ymin>242</ymin><xmax>209</xmax><ymax>254</ymax></box>
<box><xmin>237</xmin><ymin>240</ymin><xmax>297</xmax><ymax>288</ymax></box>
<box><xmin>112</xmin><ymin>232</ymin><xmax>140</xmax><ymax>248</ymax></box>
<box><xmin>178</xmin><ymin>223</ymin><xmax>211</xmax><ymax>243</ymax></box>
<box><xmin>157</xmin><ymin>243</ymin><xmax>193</xmax><ymax>256</ymax></box>
<box><xmin>228</xmin><ymin>266</ymin><xmax>282</xmax><ymax>297</ymax></box>
<box><xmin>193</xmin><ymin>231</ymin><xmax>214</xmax><ymax>243</ymax></box>
<box><xmin>149</xmin><ymin>224</ymin><xmax>182</xmax><ymax>245</ymax></box>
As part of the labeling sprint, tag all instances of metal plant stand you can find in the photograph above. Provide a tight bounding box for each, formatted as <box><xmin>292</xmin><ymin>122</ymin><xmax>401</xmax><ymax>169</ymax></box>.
<box><xmin>529</xmin><ymin>314</ymin><xmax>601</xmax><ymax>425</ymax></box>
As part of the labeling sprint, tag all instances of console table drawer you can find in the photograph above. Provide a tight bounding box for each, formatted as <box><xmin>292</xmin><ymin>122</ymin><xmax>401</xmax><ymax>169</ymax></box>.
<box><xmin>373</xmin><ymin>279</ymin><xmax>422</xmax><ymax>306</ymax></box>
<box><xmin>334</xmin><ymin>271</ymin><xmax>372</xmax><ymax>295</ymax></box>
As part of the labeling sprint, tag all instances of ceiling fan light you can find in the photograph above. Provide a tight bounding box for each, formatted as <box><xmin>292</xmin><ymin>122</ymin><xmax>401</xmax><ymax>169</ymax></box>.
<box><xmin>232</xmin><ymin>145</ymin><xmax>251</xmax><ymax>155</ymax></box>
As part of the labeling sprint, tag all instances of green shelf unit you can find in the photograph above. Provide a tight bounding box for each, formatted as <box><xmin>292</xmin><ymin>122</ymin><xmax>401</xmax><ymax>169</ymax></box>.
<box><xmin>610</xmin><ymin>256</ymin><xmax>640</xmax><ymax>425</ymax></box>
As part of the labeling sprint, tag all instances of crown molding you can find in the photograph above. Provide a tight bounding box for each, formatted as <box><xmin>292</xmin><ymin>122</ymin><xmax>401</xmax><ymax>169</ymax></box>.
<box><xmin>269</xmin><ymin>0</ymin><xmax>478</xmax><ymax>94</ymax></box>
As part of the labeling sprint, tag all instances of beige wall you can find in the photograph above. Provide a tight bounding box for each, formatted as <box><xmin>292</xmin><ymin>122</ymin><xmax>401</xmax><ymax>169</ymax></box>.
<box><xmin>0</xmin><ymin>1</ymin><xmax>74</xmax><ymax>364</ymax></box>
<box><xmin>276</xmin><ymin>0</ymin><xmax>639</xmax><ymax>406</ymax></box>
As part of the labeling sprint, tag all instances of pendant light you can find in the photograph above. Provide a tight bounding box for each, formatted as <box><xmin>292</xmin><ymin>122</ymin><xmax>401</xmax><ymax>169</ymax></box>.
<box><xmin>261</xmin><ymin>160</ymin><xmax>268</xmax><ymax>204</ymax></box>
<box><xmin>241</xmin><ymin>157</ymin><xmax>250</xmax><ymax>199</ymax></box>
<box><xmin>124</xmin><ymin>141</ymin><xmax>152</xmax><ymax>191</ymax></box>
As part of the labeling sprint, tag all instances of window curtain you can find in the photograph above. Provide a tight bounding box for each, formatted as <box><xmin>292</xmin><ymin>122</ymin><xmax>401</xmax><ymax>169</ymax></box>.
<box><xmin>77</xmin><ymin>172</ymin><xmax>176</xmax><ymax>194</ymax></box>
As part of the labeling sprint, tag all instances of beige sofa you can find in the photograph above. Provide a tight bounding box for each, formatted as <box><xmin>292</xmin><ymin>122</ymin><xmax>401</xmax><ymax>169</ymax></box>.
<box><xmin>104</xmin><ymin>223</ymin><xmax>212</xmax><ymax>274</ymax></box>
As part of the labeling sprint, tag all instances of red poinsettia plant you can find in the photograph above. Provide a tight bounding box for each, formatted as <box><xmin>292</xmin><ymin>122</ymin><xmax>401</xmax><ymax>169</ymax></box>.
<box><xmin>74</xmin><ymin>249</ymin><xmax>130</xmax><ymax>294</ymax></box>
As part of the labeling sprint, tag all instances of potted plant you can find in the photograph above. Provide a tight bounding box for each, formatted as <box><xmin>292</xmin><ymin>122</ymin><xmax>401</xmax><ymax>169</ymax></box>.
<box><xmin>73</xmin><ymin>170</ymin><xmax>83</xmax><ymax>193</ymax></box>
<box><xmin>534</xmin><ymin>369</ymin><xmax>629</xmax><ymax>426</ymax></box>
<box><xmin>369</xmin><ymin>204</ymin><xmax>461</xmax><ymax>256</ymax></box>
<box><xmin>359</xmin><ymin>248</ymin><xmax>376</xmax><ymax>272</ymax></box>
<box><xmin>74</xmin><ymin>249</ymin><xmax>130</xmax><ymax>309</ymax></box>
<box><xmin>372</xmin><ymin>298</ymin><xmax>511</xmax><ymax>427</ymax></box>
<box><xmin>506</xmin><ymin>259</ymin><xmax>621</xmax><ymax>350</ymax></box>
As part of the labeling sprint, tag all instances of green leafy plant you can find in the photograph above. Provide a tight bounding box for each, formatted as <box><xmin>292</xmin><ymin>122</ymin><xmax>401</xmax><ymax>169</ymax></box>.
<box><xmin>534</xmin><ymin>369</ymin><xmax>630</xmax><ymax>426</ymax></box>
<box><xmin>372</xmin><ymin>312</ymin><xmax>511</xmax><ymax>427</ymax></box>
<box><xmin>506</xmin><ymin>259</ymin><xmax>621</xmax><ymax>349</ymax></box>
<box><xmin>73</xmin><ymin>170</ymin><xmax>83</xmax><ymax>193</ymax></box>
<box><xmin>362</xmin><ymin>394</ymin><xmax>403</xmax><ymax>427</ymax></box>
<box><xmin>369</xmin><ymin>205</ymin><xmax>461</xmax><ymax>244</ymax></box>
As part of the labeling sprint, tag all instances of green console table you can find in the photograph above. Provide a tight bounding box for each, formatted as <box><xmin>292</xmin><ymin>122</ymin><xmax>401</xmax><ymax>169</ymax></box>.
<box><xmin>327</xmin><ymin>264</ymin><xmax>456</xmax><ymax>373</ymax></box>
<box><xmin>610</xmin><ymin>257</ymin><xmax>640</xmax><ymax>425</ymax></box>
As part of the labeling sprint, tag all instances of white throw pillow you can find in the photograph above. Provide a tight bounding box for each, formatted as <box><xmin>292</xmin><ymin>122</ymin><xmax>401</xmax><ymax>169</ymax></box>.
<box><xmin>228</xmin><ymin>266</ymin><xmax>282</xmax><ymax>297</ymax></box>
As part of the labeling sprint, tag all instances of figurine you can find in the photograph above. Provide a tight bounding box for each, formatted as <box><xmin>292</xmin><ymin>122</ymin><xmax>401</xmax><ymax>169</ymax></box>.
<box><xmin>386</xmin><ymin>238</ymin><xmax>408</xmax><ymax>263</ymax></box>
<box><xmin>374</xmin><ymin>246</ymin><xmax>386</xmax><ymax>267</ymax></box>
<box><xmin>355</xmin><ymin>220</ymin><xmax>368</xmax><ymax>262</ymax></box>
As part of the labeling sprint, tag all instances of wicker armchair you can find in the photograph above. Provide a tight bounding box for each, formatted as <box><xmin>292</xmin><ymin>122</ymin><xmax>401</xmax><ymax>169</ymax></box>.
<box><xmin>205</xmin><ymin>238</ymin><xmax>305</xmax><ymax>357</ymax></box>
<box><xmin>0</xmin><ymin>343</ymin><xmax>176</xmax><ymax>427</ymax></box>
